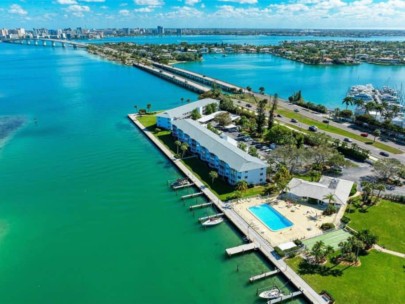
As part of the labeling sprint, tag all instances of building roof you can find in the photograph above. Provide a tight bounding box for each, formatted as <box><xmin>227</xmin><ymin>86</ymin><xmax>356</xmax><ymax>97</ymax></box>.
<box><xmin>173</xmin><ymin>119</ymin><xmax>268</xmax><ymax>172</ymax></box>
<box><xmin>286</xmin><ymin>176</ymin><xmax>354</xmax><ymax>205</ymax></box>
<box><xmin>157</xmin><ymin>98</ymin><xmax>219</xmax><ymax>120</ymax></box>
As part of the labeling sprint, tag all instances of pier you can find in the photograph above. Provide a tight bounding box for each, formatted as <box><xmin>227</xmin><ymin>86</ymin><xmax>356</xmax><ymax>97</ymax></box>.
<box><xmin>127</xmin><ymin>113</ymin><xmax>326</xmax><ymax>304</ymax></box>
<box><xmin>226</xmin><ymin>243</ymin><xmax>259</xmax><ymax>256</ymax></box>
<box><xmin>268</xmin><ymin>291</ymin><xmax>303</xmax><ymax>303</ymax></box>
<box><xmin>4</xmin><ymin>38</ymin><xmax>87</xmax><ymax>48</ymax></box>
<box><xmin>189</xmin><ymin>202</ymin><xmax>213</xmax><ymax>210</ymax></box>
<box><xmin>172</xmin><ymin>182</ymin><xmax>194</xmax><ymax>190</ymax></box>
<box><xmin>181</xmin><ymin>192</ymin><xmax>203</xmax><ymax>200</ymax></box>
<box><xmin>249</xmin><ymin>269</ymin><xmax>281</xmax><ymax>282</ymax></box>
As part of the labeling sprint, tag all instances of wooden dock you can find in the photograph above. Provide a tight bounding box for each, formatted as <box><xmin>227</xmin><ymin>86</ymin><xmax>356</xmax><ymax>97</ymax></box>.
<box><xmin>249</xmin><ymin>269</ymin><xmax>280</xmax><ymax>283</ymax></box>
<box><xmin>199</xmin><ymin>213</ymin><xmax>224</xmax><ymax>222</ymax></box>
<box><xmin>226</xmin><ymin>243</ymin><xmax>259</xmax><ymax>256</ymax></box>
<box><xmin>172</xmin><ymin>182</ymin><xmax>194</xmax><ymax>190</ymax></box>
<box><xmin>181</xmin><ymin>192</ymin><xmax>203</xmax><ymax>200</ymax></box>
<box><xmin>268</xmin><ymin>291</ymin><xmax>303</xmax><ymax>303</ymax></box>
<box><xmin>189</xmin><ymin>202</ymin><xmax>213</xmax><ymax>210</ymax></box>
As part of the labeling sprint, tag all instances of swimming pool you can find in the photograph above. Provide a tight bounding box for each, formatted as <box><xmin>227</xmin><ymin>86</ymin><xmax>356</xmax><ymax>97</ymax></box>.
<box><xmin>248</xmin><ymin>204</ymin><xmax>293</xmax><ymax>231</ymax></box>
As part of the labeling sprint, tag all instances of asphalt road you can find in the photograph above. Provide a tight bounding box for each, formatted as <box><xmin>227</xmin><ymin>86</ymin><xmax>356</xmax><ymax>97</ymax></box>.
<box><xmin>233</xmin><ymin>96</ymin><xmax>405</xmax><ymax>163</ymax></box>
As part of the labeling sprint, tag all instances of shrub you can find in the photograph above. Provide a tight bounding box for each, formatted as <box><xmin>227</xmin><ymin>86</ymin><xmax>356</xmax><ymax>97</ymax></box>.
<box><xmin>274</xmin><ymin>246</ymin><xmax>285</xmax><ymax>258</ymax></box>
<box><xmin>349</xmin><ymin>183</ymin><xmax>358</xmax><ymax>196</ymax></box>
<box><xmin>341</xmin><ymin>216</ymin><xmax>350</xmax><ymax>224</ymax></box>
<box><xmin>320</xmin><ymin>223</ymin><xmax>335</xmax><ymax>230</ymax></box>
<box><xmin>293</xmin><ymin>239</ymin><xmax>303</xmax><ymax>247</ymax></box>
<box><xmin>323</xmin><ymin>204</ymin><xmax>337</xmax><ymax>215</ymax></box>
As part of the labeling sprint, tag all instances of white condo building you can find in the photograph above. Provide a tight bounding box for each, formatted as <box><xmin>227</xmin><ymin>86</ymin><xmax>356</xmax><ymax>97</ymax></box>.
<box><xmin>156</xmin><ymin>98</ymin><xmax>219</xmax><ymax>130</ymax></box>
<box><xmin>172</xmin><ymin>119</ymin><xmax>268</xmax><ymax>185</ymax></box>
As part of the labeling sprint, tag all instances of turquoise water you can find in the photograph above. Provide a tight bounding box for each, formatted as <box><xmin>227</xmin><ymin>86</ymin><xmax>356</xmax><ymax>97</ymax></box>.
<box><xmin>249</xmin><ymin>205</ymin><xmax>293</xmax><ymax>231</ymax></box>
<box><xmin>0</xmin><ymin>43</ymin><xmax>305</xmax><ymax>303</ymax></box>
<box><xmin>176</xmin><ymin>54</ymin><xmax>405</xmax><ymax>109</ymax></box>
<box><xmin>92</xmin><ymin>35</ymin><xmax>405</xmax><ymax>46</ymax></box>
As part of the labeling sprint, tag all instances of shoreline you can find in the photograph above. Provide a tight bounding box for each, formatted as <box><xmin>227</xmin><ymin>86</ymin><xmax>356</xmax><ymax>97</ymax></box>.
<box><xmin>127</xmin><ymin>113</ymin><xmax>325</xmax><ymax>304</ymax></box>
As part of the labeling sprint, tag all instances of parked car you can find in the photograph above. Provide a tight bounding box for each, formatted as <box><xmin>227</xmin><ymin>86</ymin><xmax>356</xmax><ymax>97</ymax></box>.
<box><xmin>246</xmin><ymin>104</ymin><xmax>252</xmax><ymax>108</ymax></box>
<box><xmin>323</xmin><ymin>119</ymin><xmax>330</xmax><ymax>124</ymax></box>
<box><xmin>308</xmin><ymin>126</ymin><xmax>318</xmax><ymax>132</ymax></box>
<box><xmin>343</xmin><ymin>138</ymin><xmax>352</xmax><ymax>143</ymax></box>
<box><xmin>269</xmin><ymin>143</ymin><xmax>276</xmax><ymax>149</ymax></box>
<box><xmin>291</xmin><ymin>118</ymin><xmax>298</xmax><ymax>123</ymax></box>
<box><xmin>360</xmin><ymin>133</ymin><xmax>369</xmax><ymax>137</ymax></box>
<box><xmin>380</xmin><ymin>151</ymin><xmax>390</xmax><ymax>157</ymax></box>
<box><xmin>276</xmin><ymin>114</ymin><xmax>282</xmax><ymax>118</ymax></box>
<box><xmin>386</xmin><ymin>185</ymin><xmax>395</xmax><ymax>190</ymax></box>
<box><xmin>294</xmin><ymin>109</ymin><xmax>299</xmax><ymax>112</ymax></box>
<box><xmin>255</xmin><ymin>144</ymin><xmax>263</xmax><ymax>149</ymax></box>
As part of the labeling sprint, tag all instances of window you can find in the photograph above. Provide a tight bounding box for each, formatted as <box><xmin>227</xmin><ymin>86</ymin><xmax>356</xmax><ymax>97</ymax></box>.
<box><xmin>260</xmin><ymin>173</ymin><xmax>263</xmax><ymax>176</ymax></box>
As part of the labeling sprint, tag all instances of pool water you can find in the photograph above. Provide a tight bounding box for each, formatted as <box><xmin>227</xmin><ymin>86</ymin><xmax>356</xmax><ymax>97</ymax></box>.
<box><xmin>249</xmin><ymin>204</ymin><xmax>293</xmax><ymax>231</ymax></box>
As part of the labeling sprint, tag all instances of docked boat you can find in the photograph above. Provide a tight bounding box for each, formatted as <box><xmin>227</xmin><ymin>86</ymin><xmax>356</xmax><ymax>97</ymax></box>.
<box><xmin>171</xmin><ymin>178</ymin><xmax>189</xmax><ymax>188</ymax></box>
<box><xmin>259</xmin><ymin>287</ymin><xmax>282</xmax><ymax>299</ymax></box>
<box><xmin>202</xmin><ymin>217</ymin><xmax>224</xmax><ymax>226</ymax></box>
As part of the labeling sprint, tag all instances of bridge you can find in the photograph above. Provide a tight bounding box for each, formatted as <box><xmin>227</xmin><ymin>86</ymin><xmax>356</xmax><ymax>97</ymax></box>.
<box><xmin>3</xmin><ymin>38</ymin><xmax>88</xmax><ymax>48</ymax></box>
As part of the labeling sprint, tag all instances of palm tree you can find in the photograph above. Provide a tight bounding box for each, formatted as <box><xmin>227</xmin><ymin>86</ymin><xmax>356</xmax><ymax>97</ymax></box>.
<box><xmin>246</xmin><ymin>86</ymin><xmax>252</xmax><ymax>93</ymax></box>
<box><xmin>372</xmin><ymin>129</ymin><xmax>381</xmax><ymax>143</ymax></box>
<box><xmin>310</xmin><ymin>241</ymin><xmax>334</xmax><ymax>264</ymax></box>
<box><xmin>209</xmin><ymin>171</ymin><xmax>218</xmax><ymax>184</ymax></box>
<box><xmin>364</xmin><ymin>101</ymin><xmax>376</xmax><ymax>115</ymax></box>
<box><xmin>353</xmin><ymin>98</ymin><xmax>364</xmax><ymax>109</ymax></box>
<box><xmin>342</xmin><ymin>96</ymin><xmax>354</xmax><ymax>109</ymax></box>
<box><xmin>235</xmin><ymin>180</ymin><xmax>248</xmax><ymax>194</ymax></box>
<box><xmin>180</xmin><ymin>143</ymin><xmax>188</xmax><ymax>158</ymax></box>
<box><xmin>373</xmin><ymin>183</ymin><xmax>385</xmax><ymax>204</ymax></box>
<box><xmin>175</xmin><ymin>140</ymin><xmax>181</xmax><ymax>155</ymax></box>
<box><xmin>146</xmin><ymin>103</ymin><xmax>152</xmax><ymax>112</ymax></box>
<box><xmin>323</xmin><ymin>193</ymin><xmax>336</xmax><ymax>207</ymax></box>
<box><xmin>259</xmin><ymin>86</ymin><xmax>265</xmax><ymax>95</ymax></box>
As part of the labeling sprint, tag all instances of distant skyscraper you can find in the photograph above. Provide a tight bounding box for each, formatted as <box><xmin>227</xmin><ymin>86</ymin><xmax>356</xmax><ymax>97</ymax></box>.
<box><xmin>177</xmin><ymin>28</ymin><xmax>182</xmax><ymax>36</ymax></box>
<box><xmin>157</xmin><ymin>26</ymin><xmax>164</xmax><ymax>35</ymax></box>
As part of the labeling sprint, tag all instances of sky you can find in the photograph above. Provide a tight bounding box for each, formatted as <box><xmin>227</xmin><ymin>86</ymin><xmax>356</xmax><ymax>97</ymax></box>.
<box><xmin>0</xmin><ymin>0</ymin><xmax>405</xmax><ymax>29</ymax></box>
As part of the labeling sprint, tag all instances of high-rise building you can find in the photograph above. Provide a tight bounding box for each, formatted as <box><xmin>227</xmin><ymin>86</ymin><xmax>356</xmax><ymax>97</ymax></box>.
<box><xmin>177</xmin><ymin>28</ymin><xmax>182</xmax><ymax>36</ymax></box>
<box><xmin>16</xmin><ymin>28</ymin><xmax>25</xmax><ymax>37</ymax></box>
<box><xmin>157</xmin><ymin>26</ymin><xmax>164</xmax><ymax>35</ymax></box>
<box><xmin>0</xmin><ymin>28</ymin><xmax>8</xmax><ymax>36</ymax></box>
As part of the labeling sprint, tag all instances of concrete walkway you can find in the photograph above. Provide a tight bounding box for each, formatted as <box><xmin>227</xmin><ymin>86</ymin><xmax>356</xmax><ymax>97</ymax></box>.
<box><xmin>374</xmin><ymin>244</ymin><xmax>405</xmax><ymax>258</ymax></box>
<box><xmin>128</xmin><ymin>114</ymin><xmax>326</xmax><ymax>304</ymax></box>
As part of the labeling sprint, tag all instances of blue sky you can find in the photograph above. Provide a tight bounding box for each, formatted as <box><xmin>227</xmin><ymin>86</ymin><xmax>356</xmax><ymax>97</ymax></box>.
<box><xmin>0</xmin><ymin>0</ymin><xmax>404</xmax><ymax>29</ymax></box>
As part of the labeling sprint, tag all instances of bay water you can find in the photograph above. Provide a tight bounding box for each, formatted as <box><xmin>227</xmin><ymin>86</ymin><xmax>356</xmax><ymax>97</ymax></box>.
<box><xmin>0</xmin><ymin>43</ymin><xmax>303</xmax><ymax>303</ymax></box>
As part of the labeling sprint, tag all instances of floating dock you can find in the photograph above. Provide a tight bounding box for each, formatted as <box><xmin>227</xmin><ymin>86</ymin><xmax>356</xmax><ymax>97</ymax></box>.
<box><xmin>226</xmin><ymin>243</ymin><xmax>259</xmax><ymax>256</ymax></box>
<box><xmin>199</xmin><ymin>213</ymin><xmax>224</xmax><ymax>222</ymax></box>
<box><xmin>181</xmin><ymin>192</ymin><xmax>203</xmax><ymax>200</ymax></box>
<box><xmin>189</xmin><ymin>202</ymin><xmax>213</xmax><ymax>210</ymax></box>
<box><xmin>249</xmin><ymin>269</ymin><xmax>281</xmax><ymax>283</ymax></box>
<box><xmin>268</xmin><ymin>291</ymin><xmax>303</xmax><ymax>303</ymax></box>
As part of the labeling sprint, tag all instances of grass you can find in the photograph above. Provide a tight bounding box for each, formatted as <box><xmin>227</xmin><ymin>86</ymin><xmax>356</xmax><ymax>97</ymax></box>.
<box><xmin>347</xmin><ymin>199</ymin><xmax>405</xmax><ymax>253</ymax></box>
<box><xmin>276</xmin><ymin>108</ymin><xmax>402</xmax><ymax>154</ymax></box>
<box><xmin>286</xmin><ymin>251</ymin><xmax>405</xmax><ymax>304</ymax></box>
<box><xmin>137</xmin><ymin>115</ymin><xmax>266</xmax><ymax>201</ymax></box>
<box><xmin>303</xmin><ymin>229</ymin><xmax>351</xmax><ymax>250</ymax></box>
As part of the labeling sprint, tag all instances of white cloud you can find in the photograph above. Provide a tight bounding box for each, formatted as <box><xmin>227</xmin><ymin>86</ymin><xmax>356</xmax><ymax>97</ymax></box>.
<box><xmin>67</xmin><ymin>4</ymin><xmax>90</xmax><ymax>17</ymax></box>
<box><xmin>134</xmin><ymin>0</ymin><xmax>164</xmax><ymax>6</ymax></box>
<box><xmin>9</xmin><ymin>4</ymin><xmax>28</xmax><ymax>15</ymax></box>
<box><xmin>218</xmin><ymin>0</ymin><xmax>257</xmax><ymax>4</ymax></box>
<box><xmin>57</xmin><ymin>0</ymin><xmax>77</xmax><ymax>4</ymax></box>
<box><xmin>100</xmin><ymin>5</ymin><xmax>108</xmax><ymax>9</ymax></box>
<box><xmin>185</xmin><ymin>0</ymin><xmax>200</xmax><ymax>5</ymax></box>
<box><xmin>80</xmin><ymin>0</ymin><xmax>106</xmax><ymax>2</ymax></box>
<box><xmin>157</xmin><ymin>6</ymin><xmax>203</xmax><ymax>18</ymax></box>
<box><xmin>134</xmin><ymin>6</ymin><xmax>154</xmax><ymax>12</ymax></box>
<box><xmin>119</xmin><ymin>9</ymin><xmax>130</xmax><ymax>15</ymax></box>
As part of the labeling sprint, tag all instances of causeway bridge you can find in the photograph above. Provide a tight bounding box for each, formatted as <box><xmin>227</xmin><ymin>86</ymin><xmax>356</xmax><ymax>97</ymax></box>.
<box><xmin>3</xmin><ymin>38</ymin><xmax>88</xmax><ymax>48</ymax></box>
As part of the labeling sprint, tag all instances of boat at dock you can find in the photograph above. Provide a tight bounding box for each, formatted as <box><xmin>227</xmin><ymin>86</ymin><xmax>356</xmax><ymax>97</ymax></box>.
<box><xmin>202</xmin><ymin>217</ymin><xmax>224</xmax><ymax>227</ymax></box>
<box><xmin>170</xmin><ymin>178</ymin><xmax>189</xmax><ymax>188</ymax></box>
<box><xmin>259</xmin><ymin>287</ymin><xmax>283</xmax><ymax>299</ymax></box>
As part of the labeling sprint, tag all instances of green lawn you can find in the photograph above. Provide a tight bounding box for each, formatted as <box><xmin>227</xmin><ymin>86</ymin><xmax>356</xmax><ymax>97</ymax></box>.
<box><xmin>287</xmin><ymin>251</ymin><xmax>405</xmax><ymax>304</ymax></box>
<box><xmin>137</xmin><ymin>115</ymin><xmax>266</xmax><ymax>201</ymax></box>
<box><xmin>347</xmin><ymin>199</ymin><xmax>405</xmax><ymax>253</ymax></box>
<box><xmin>276</xmin><ymin>108</ymin><xmax>402</xmax><ymax>154</ymax></box>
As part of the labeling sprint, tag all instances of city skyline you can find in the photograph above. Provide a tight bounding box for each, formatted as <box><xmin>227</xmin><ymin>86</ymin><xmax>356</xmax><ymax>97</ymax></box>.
<box><xmin>1</xmin><ymin>0</ymin><xmax>405</xmax><ymax>30</ymax></box>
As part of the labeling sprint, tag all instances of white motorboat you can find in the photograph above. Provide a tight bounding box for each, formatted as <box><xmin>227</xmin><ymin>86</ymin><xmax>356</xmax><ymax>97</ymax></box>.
<box><xmin>202</xmin><ymin>217</ymin><xmax>224</xmax><ymax>226</ymax></box>
<box><xmin>259</xmin><ymin>287</ymin><xmax>282</xmax><ymax>299</ymax></box>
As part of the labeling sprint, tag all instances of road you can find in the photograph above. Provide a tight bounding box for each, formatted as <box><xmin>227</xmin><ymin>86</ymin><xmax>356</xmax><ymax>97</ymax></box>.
<box><xmin>233</xmin><ymin>97</ymin><xmax>405</xmax><ymax>163</ymax></box>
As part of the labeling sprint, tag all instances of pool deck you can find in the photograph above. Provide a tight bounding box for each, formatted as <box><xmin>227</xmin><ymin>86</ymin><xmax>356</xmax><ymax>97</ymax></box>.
<box><xmin>233</xmin><ymin>197</ymin><xmax>337</xmax><ymax>247</ymax></box>
<box><xmin>128</xmin><ymin>113</ymin><xmax>326</xmax><ymax>304</ymax></box>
